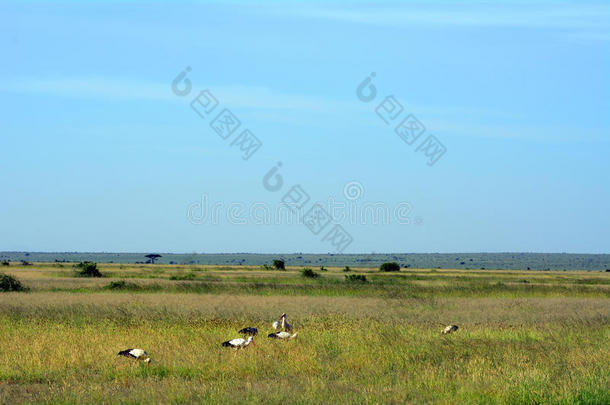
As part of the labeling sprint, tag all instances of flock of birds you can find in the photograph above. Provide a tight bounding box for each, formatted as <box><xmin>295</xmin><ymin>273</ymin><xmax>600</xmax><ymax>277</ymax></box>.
<box><xmin>117</xmin><ymin>313</ymin><xmax>301</xmax><ymax>364</ymax></box>
<box><xmin>118</xmin><ymin>313</ymin><xmax>459</xmax><ymax>365</ymax></box>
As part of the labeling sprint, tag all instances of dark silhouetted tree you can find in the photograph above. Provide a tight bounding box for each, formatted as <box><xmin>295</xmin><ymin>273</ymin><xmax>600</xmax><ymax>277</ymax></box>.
<box><xmin>380</xmin><ymin>262</ymin><xmax>400</xmax><ymax>272</ymax></box>
<box><xmin>145</xmin><ymin>254</ymin><xmax>162</xmax><ymax>264</ymax></box>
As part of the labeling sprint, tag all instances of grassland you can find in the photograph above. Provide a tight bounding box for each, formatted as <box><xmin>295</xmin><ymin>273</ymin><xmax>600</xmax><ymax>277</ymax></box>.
<box><xmin>0</xmin><ymin>263</ymin><xmax>608</xmax><ymax>404</ymax></box>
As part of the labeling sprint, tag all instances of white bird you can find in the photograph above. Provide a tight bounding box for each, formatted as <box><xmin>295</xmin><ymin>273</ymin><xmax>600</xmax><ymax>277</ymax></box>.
<box><xmin>280</xmin><ymin>313</ymin><xmax>292</xmax><ymax>331</ymax></box>
<box><xmin>222</xmin><ymin>336</ymin><xmax>256</xmax><ymax>356</ymax></box>
<box><xmin>272</xmin><ymin>321</ymin><xmax>280</xmax><ymax>330</ymax></box>
<box><xmin>118</xmin><ymin>349</ymin><xmax>151</xmax><ymax>366</ymax></box>
<box><xmin>268</xmin><ymin>331</ymin><xmax>298</xmax><ymax>340</ymax></box>
<box><xmin>442</xmin><ymin>325</ymin><xmax>459</xmax><ymax>334</ymax></box>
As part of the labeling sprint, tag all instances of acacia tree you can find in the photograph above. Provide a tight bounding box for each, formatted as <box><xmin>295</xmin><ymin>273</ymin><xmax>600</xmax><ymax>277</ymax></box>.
<box><xmin>145</xmin><ymin>254</ymin><xmax>162</xmax><ymax>264</ymax></box>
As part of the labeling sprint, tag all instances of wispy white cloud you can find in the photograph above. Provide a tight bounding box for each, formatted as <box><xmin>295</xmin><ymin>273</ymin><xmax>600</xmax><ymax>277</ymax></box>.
<box><xmin>2</xmin><ymin>75</ymin><xmax>605</xmax><ymax>143</ymax></box>
<box><xmin>273</xmin><ymin>2</ymin><xmax>610</xmax><ymax>41</ymax></box>
<box><xmin>0</xmin><ymin>77</ymin><xmax>176</xmax><ymax>102</ymax></box>
<box><xmin>0</xmin><ymin>76</ymin><xmax>361</xmax><ymax>112</ymax></box>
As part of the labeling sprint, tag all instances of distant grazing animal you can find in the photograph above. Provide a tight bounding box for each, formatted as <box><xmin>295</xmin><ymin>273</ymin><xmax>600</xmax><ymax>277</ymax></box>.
<box><xmin>118</xmin><ymin>349</ymin><xmax>151</xmax><ymax>366</ymax></box>
<box><xmin>222</xmin><ymin>336</ymin><xmax>256</xmax><ymax>355</ymax></box>
<box><xmin>442</xmin><ymin>325</ymin><xmax>459</xmax><ymax>334</ymax></box>
<box><xmin>268</xmin><ymin>332</ymin><xmax>298</xmax><ymax>340</ymax></box>
<box><xmin>238</xmin><ymin>327</ymin><xmax>258</xmax><ymax>336</ymax></box>
<box><xmin>280</xmin><ymin>313</ymin><xmax>292</xmax><ymax>331</ymax></box>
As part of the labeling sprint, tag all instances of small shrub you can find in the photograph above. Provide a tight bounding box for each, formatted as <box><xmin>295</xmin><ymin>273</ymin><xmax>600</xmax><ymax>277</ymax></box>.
<box><xmin>105</xmin><ymin>280</ymin><xmax>139</xmax><ymax>290</ymax></box>
<box><xmin>345</xmin><ymin>274</ymin><xmax>367</xmax><ymax>283</ymax></box>
<box><xmin>273</xmin><ymin>260</ymin><xmax>285</xmax><ymax>270</ymax></box>
<box><xmin>343</xmin><ymin>266</ymin><xmax>351</xmax><ymax>272</ymax></box>
<box><xmin>261</xmin><ymin>264</ymin><xmax>273</xmax><ymax>271</ymax></box>
<box><xmin>0</xmin><ymin>273</ymin><xmax>28</xmax><ymax>292</ymax></box>
<box><xmin>319</xmin><ymin>266</ymin><xmax>327</xmax><ymax>272</ymax></box>
<box><xmin>379</xmin><ymin>262</ymin><xmax>400</xmax><ymax>272</ymax></box>
<box><xmin>1</xmin><ymin>261</ymin><xmax>9</xmax><ymax>266</ymax></box>
<box><xmin>21</xmin><ymin>260</ymin><xmax>32</xmax><ymax>266</ymax></box>
<box><xmin>170</xmin><ymin>273</ymin><xmax>196</xmax><ymax>281</ymax></box>
<box><xmin>74</xmin><ymin>261</ymin><xmax>102</xmax><ymax>277</ymax></box>
<box><xmin>107</xmin><ymin>280</ymin><xmax>127</xmax><ymax>289</ymax></box>
<box><xmin>301</xmin><ymin>268</ymin><xmax>319</xmax><ymax>278</ymax></box>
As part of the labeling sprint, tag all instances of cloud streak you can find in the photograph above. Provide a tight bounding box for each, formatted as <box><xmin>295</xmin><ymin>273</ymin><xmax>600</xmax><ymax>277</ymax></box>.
<box><xmin>274</xmin><ymin>2</ymin><xmax>610</xmax><ymax>41</ymax></box>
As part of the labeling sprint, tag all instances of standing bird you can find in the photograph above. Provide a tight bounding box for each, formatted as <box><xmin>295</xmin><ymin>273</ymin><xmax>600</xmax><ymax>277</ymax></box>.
<box><xmin>118</xmin><ymin>349</ymin><xmax>151</xmax><ymax>366</ymax></box>
<box><xmin>238</xmin><ymin>327</ymin><xmax>258</xmax><ymax>336</ymax></box>
<box><xmin>442</xmin><ymin>325</ymin><xmax>459</xmax><ymax>334</ymax></box>
<box><xmin>221</xmin><ymin>336</ymin><xmax>256</xmax><ymax>356</ymax></box>
<box><xmin>272</xmin><ymin>321</ymin><xmax>280</xmax><ymax>330</ymax></box>
<box><xmin>280</xmin><ymin>313</ymin><xmax>292</xmax><ymax>331</ymax></box>
<box><xmin>268</xmin><ymin>332</ymin><xmax>298</xmax><ymax>340</ymax></box>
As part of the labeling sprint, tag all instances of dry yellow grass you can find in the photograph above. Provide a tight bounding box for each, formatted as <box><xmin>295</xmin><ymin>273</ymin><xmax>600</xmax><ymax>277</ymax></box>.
<box><xmin>0</xmin><ymin>264</ymin><xmax>608</xmax><ymax>404</ymax></box>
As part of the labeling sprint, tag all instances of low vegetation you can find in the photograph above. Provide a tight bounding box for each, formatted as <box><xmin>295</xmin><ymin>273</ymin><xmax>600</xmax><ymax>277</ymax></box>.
<box><xmin>169</xmin><ymin>272</ymin><xmax>197</xmax><ymax>281</ymax></box>
<box><xmin>380</xmin><ymin>262</ymin><xmax>400</xmax><ymax>272</ymax></box>
<box><xmin>0</xmin><ymin>262</ymin><xmax>607</xmax><ymax>404</ymax></box>
<box><xmin>74</xmin><ymin>261</ymin><xmax>102</xmax><ymax>277</ymax></box>
<box><xmin>301</xmin><ymin>268</ymin><xmax>319</xmax><ymax>278</ymax></box>
<box><xmin>345</xmin><ymin>274</ymin><xmax>367</xmax><ymax>283</ymax></box>
<box><xmin>0</xmin><ymin>272</ymin><xmax>28</xmax><ymax>292</ymax></box>
<box><xmin>104</xmin><ymin>280</ymin><xmax>141</xmax><ymax>290</ymax></box>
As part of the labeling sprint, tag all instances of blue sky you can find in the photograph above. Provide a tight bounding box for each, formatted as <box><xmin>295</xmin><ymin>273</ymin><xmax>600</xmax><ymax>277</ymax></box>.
<box><xmin>1</xmin><ymin>0</ymin><xmax>608</xmax><ymax>253</ymax></box>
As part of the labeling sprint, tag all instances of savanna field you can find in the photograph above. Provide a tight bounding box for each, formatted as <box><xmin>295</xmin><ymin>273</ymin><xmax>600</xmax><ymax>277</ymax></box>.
<box><xmin>0</xmin><ymin>262</ymin><xmax>608</xmax><ymax>404</ymax></box>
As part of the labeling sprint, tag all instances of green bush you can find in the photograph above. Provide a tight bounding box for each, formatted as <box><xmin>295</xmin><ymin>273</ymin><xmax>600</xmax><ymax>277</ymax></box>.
<box><xmin>273</xmin><ymin>260</ymin><xmax>285</xmax><ymax>270</ymax></box>
<box><xmin>1</xmin><ymin>261</ymin><xmax>9</xmax><ymax>266</ymax></box>
<box><xmin>0</xmin><ymin>273</ymin><xmax>28</xmax><ymax>292</ymax></box>
<box><xmin>170</xmin><ymin>273</ymin><xmax>196</xmax><ymax>281</ymax></box>
<box><xmin>107</xmin><ymin>280</ymin><xmax>127</xmax><ymax>289</ymax></box>
<box><xmin>343</xmin><ymin>266</ymin><xmax>351</xmax><ymax>272</ymax></box>
<box><xmin>319</xmin><ymin>266</ymin><xmax>327</xmax><ymax>271</ymax></box>
<box><xmin>380</xmin><ymin>262</ymin><xmax>400</xmax><ymax>272</ymax></box>
<box><xmin>74</xmin><ymin>261</ymin><xmax>102</xmax><ymax>277</ymax></box>
<box><xmin>301</xmin><ymin>268</ymin><xmax>319</xmax><ymax>278</ymax></box>
<box><xmin>345</xmin><ymin>274</ymin><xmax>367</xmax><ymax>283</ymax></box>
<box><xmin>105</xmin><ymin>280</ymin><xmax>139</xmax><ymax>290</ymax></box>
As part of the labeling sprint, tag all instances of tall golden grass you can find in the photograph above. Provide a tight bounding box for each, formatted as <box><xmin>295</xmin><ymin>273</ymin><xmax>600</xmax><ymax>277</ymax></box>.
<box><xmin>0</xmin><ymin>264</ymin><xmax>608</xmax><ymax>404</ymax></box>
